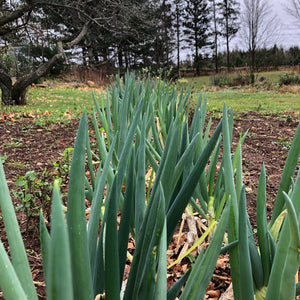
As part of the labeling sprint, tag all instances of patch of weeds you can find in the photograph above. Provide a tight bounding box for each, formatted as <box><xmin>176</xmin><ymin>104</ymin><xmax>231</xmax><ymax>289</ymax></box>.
<box><xmin>272</xmin><ymin>136</ymin><xmax>292</xmax><ymax>150</ymax></box>
<box><xmin>32</xmin><ymin>113</ymin><xmax>73</xmax><ymax>128</ymax></box>
<box><xmin>210</xmin><ymin>74</ymin><xmax>233</xmax><ymax>87</ymax></box>
<box><xmin>7</xmin><ymin>162</ymin><xmax>30</xmax><ymax>169</ymax></box>
<box><xmin>32</xmin><ymin>116</ymin><xmax>50</xmax><ymax>128</ymax></box>
<box><xmin>53</xmin><ymin>147</ymin><xmax>73</xmax><ymax>185</ymax></box>
<box><xmin>13</xmin><ymin>169</ymin><xmax>52</xmax><ymax>230</ymax></box>
<box><xmin>21</xmin><ymin>124</ymin><xmax>34</xmax><ymax>131</ymax></box>
<box><xmin>4</xmin><ymin>137</ymin><xmax>23</xmax><ymax>148</ymax></box>
<box><xmin>0</xmin><ymin>155</ymin><xmax>8</xmax><ymax>164</ymax></box>
<box><xmin>279</xmin><ymin>72</ymin><xmax>300</xmax><ymax>86</ymax></box>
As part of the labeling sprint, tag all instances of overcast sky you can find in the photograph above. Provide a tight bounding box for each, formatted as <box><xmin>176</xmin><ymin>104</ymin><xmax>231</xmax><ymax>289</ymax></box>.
<box><xmin>275</xmin><ymin>0</ymin><xmax>300</xmax><ymax>48</ymax></box>
<box><xmin>232</xmin><ymin>0</ymin><xmax>300</xmax><ymax>50</ymax></box>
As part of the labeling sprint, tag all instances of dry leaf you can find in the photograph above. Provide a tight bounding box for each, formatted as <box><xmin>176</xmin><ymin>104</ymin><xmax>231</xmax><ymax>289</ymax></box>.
<box><xmin>216</xmin><ymin>256</ymin><xmax>229</xmax><ymax>269</ymax></box>
<box><xmin>206</xmin><ymin>289</ymin><xmax>220</xmax><ymax>297</ymax></box>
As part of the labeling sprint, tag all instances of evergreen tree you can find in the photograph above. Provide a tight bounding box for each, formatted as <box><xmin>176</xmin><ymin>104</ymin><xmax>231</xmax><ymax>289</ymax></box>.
<box><xmin>151</xmin><ymin>0</ymin><xmax>174</xmax><ymax>72</ymax></box>
<box><xmin>183</xmin><ymin>0</ymin><xmax>211</xmax><ymax>75</ymax></box>
<box><xmin>209</xmin><ymin>0</ymin><xmax>221</xmax><ymax>73</ymax></box>
<box><xmin>217</xmin><ymin>0</ymin><xmax>240</xmax><ymax>71</ymax></box>
<box><xmin>174</xmin><ymin>0</ymin><xmax>185</xmax><ymax>77</ymax></box>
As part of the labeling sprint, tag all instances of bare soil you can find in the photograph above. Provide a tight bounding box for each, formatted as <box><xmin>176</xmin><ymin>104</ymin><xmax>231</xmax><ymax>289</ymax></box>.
<box><xmin>0</xmin><ymin>111</ymin><xmax>299</xmax><ymax>299</ymax></box>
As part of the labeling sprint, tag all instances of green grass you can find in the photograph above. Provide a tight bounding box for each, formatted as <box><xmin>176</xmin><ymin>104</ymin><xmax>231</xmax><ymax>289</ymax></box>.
<box><xmin>1</xmin><ymin>71</ymin><xmax>300</xmax><ymax>125</ymax></box>
<box><xmin>205</xmin><ymin>90</ymin><xmax>300</xmax><ymax>115</ymax></box>
<box><xmin>27</xmin><ymin>88</ymin><xmax>104</xmax><ymax>114</ymax></box>
<box><xmin>183</xmin><ymin>70</ymin><xmax>300</xmax><ymax>117</ymax></box>
<box><xmin>0</xmin><ymin>87</ymin><xmax>105</xmax><ymax>124</ymax></box>
<box><xmin>183</xmin><ymin>70</ymin><xmax>289</xmax><ymax>90</ymax></box>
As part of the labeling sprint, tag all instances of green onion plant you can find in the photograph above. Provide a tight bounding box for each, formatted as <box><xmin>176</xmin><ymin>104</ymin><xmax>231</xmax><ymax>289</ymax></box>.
<box><xmin>221</xmin><ymin>102</ymin><xmax>300</xmax><ymax>300</ymax></box>
<box><xmin>0</xmin><ymin>73</ymin><xmax>230</xmax><ymax>299</ymax></box>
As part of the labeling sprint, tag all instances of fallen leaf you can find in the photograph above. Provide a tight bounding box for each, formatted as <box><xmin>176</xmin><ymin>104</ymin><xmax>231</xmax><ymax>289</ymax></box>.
<box><xmin>206</xmin><ymin>289</ymin><xmax>220</xmax><ymax>297</ymax></box>
<box><xmin>216</xmin><ymin>256</ymin><xmax>229</xmax><ymax>270</ymax></box>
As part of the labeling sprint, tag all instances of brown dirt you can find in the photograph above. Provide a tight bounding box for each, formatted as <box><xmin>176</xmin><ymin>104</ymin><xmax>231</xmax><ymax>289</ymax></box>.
<box><xmin>0</xmin><ymin>111</ymin><xmax>299</xmax><ymax>299</ymax></box>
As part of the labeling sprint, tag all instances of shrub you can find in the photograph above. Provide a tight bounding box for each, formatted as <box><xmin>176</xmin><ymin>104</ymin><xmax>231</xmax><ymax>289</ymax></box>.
<box><xmin>279</xmin><ymin>72</ymin><xmax>300</xmax><ymax>86</ymax></box>
<box><xmin>210</xmin><ymin>73</ymin><xmax>252</xmax><ymax>87</ymax></box>
<box><xmin>210</xmin><ymin>74</ymin><xmax>233</xmax><ymax>87</ymax></box>
<box><xmin>231</xmin><ymin>73</ymin><xmax>252</xmax><ymax>86</ymax></box>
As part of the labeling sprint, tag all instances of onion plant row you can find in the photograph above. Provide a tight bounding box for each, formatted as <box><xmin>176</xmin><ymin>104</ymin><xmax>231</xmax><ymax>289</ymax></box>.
<box><xmin>0</xmin><ymin>73</ymin><xmax>229</xmax><ymax>299</ymax></box>
<box><xmin>0</xmin><ymin>72</ymin><xmax>299</xmax><ymax>299</ymax></box>
<box><xmin>220</xmin><ymin>103</ymin><xmax>300</xmax><ymax>300</ymax></box>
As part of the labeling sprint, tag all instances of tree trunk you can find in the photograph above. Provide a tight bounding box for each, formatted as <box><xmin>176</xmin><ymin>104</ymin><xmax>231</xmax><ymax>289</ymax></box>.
<box><xmin>0</xmin><ymin>63</ymin><xmax>13</xmax><ymax>105</ymax></box>
<box><xmin>195</xmin><ymin>45</ymin><xmax>200</xmax><ymax>76</ymax></box>
<box><xmin>0</xmin><ymin>23</ymin><xmax>89</xmax><ymax>105</ymax></box>
<box><xmin>250</xmin><ymin>49</ymin><xmax>255</xmax><ymax>84</ymax></box>
<box><xmin>212</xmin><ymin>0</ymin><xmax>218</xmax><ymax>74</ymax></box>
<box><xmin>118</xmin><ymin>46</ymin><xmax>123</xmax><ymax>68</ymax></box>
<box><xmin>225</xmin><ymin>6</ymin><xmax>230</xmax><ymax>72</ymax></box>
<box><xmin>176</xmin><ymin>1</ymin><xmax>180</xmax><ymax>78</ymax></box>
<box><xmin>226</xmin><ymin>37</ymin><xmax>230</xmax><ymax>72</ymax></box>
<box><xmin>4</xmin><ymin>47</ymin><xmax>65</xmax><ymax>105</ymax></box>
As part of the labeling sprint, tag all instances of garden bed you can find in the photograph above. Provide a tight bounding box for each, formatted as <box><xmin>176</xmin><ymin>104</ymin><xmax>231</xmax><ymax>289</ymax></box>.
<box><xmin>0</xmin><ymin>111</ymin><xmax>299</xmax><ymax>299</ymax></box>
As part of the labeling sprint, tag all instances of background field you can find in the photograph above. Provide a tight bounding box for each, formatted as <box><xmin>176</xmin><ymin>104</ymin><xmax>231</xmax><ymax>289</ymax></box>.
<box><xmin>1</xmin><ymin>70</ymin><xmax>300</xmax><ymax>124</ymax></box>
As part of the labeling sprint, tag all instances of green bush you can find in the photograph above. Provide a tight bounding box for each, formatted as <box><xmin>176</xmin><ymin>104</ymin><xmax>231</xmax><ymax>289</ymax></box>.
<box><xmin>210</xmin><ymin>73</ymin><xmax>252</xmax><ymax>87</ymax></box>
<box><xmin>210</xmin><ymin>74</ymin><xmax>233</xmax><ymax>86</ymax></box>
<box><xmin>279</xmin><ymin>72</ymin><xmax>300</xmax><ymax>85</ymax></box>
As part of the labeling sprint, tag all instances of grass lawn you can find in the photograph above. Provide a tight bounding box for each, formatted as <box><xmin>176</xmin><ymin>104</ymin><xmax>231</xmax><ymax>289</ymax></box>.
<box><xmin>26</xmin><ymin>87</ymin><xmax>105</xmax><ymax>114</ymax></box>
<box><xmin>205</xmin><ymin>90</ymin><xmax>300</xmax><ymax>115</ymax></box>
<box><xmin>183</xmin><ymin>70</ymin><xmax>289</xmax><ymax>90</ymax></box>
<box><xmin>1</xmin><ymin>70</ymin><xmax>300</xmax><ymax>125</ymax></box>
<box><xmin>0</xmin><ymin>86</ymin><xmax>105</xmax><ymax>125</ymax></box>
<box><xmin>182</xmin><ymin>71</ymin><xmax>300</xmax><ymax>117</ymax></box>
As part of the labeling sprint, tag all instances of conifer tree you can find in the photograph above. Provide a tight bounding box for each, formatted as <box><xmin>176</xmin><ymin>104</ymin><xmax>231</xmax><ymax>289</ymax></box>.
<box><xmin>183</xmin><ymin>0</ymin><xmax>211</xmax><ymax>75</ymax></box>
<box><xmin>217</xmin><ymin>0</ymin><xmax>240</xmax><ymax>71</ymax></box>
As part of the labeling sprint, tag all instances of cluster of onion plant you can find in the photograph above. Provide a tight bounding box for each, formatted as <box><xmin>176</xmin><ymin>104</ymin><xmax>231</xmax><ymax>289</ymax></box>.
<box><xmin>0</xmin><ymin>73</ymin><xmax>229</xmax><ymax>300</ymax></box>
<box><xmin>0</xmin><ymin>72</ymin><xmax>299</xmax><ymax>300</ymax></box>
<box><xmin>220</xmin><ymin>103</ymin><xmax>300</xmax><ymax>300</ymax></box>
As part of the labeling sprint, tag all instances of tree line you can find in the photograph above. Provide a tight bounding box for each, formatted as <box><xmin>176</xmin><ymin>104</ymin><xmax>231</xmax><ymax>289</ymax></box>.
<box><xmin>0</xmin><ymin>0</ymin><xmax>299</xmax><ymax>105</ymax></box>
<box><xmin>181</xmin><ymin>45</ymin><xmax>300</xmax><ymax>72</ymax></box>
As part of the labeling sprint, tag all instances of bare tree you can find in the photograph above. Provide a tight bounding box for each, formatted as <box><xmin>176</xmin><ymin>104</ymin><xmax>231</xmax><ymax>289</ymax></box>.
<box><xmin>286</xmin><ymin>0</ymin><xmax>300</xmax><ymax>21</ymax></box>
<box><xmin>0</xmin><ymin>1</ymin><xmax>92</xmax><ymax>105</ymax></box>
<box><xmin>239</xmin><ymin>0</ymin><xmax>280</xmax><ymax>83</ymax></box>
<box><xmin>0</xmin><ymin>0</ymin><xmax>154</xmax><ymax>105</ymax></box>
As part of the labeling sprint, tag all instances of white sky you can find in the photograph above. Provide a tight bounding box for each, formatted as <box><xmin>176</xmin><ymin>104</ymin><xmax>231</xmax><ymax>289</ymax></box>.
<box><xmin>181</xmin><ymin>0</ymin><xmax>299</xmax><ymax>60</ymax></box>
<box><xmin>274</xmin><ymin>0</ymin><xmax>300</xmax><ymax>48</ymax></box>
<box><xmin>232</xmin><ymin>0</ymin><xmax>300</xmax><ymax>50</ymax></box>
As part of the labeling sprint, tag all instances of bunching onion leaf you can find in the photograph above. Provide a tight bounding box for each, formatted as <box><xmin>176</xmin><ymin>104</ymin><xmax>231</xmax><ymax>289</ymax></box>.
<box><xmin>0</xmin><ymin>155</ymin><xmax>37</xmax><ymax>299</ymax></box>
<box><xmin>66</xmin><ymin>112</ymin><xmax>94</xmax><ymax>300</ymax></box>
<box><xmin>47</xmin><ymin>181</ymin><xmax>73</xmax><ymax>300</ymax></box>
